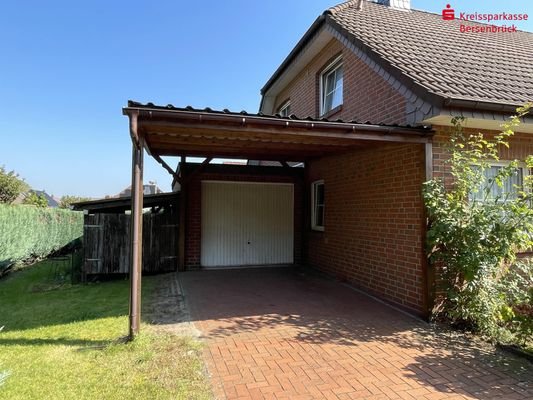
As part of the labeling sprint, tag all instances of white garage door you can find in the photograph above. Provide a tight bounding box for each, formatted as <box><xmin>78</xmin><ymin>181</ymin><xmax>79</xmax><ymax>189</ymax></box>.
<box><xmin>201</xmin><ymin>181</ymin><xmax>294</xmax><ymax>268</ymax></box>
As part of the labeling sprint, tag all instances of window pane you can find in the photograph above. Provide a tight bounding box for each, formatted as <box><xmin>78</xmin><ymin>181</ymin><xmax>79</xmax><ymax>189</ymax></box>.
<box><xmin>316</xmin><ymin>205</ymin><xmax>324</xmax><ymax>227</ymax></box>
<box><xmin>331</xmin><ymin>86</ymin><xmax>342</xmax><ymax>109</ymax></box>
<box><xmin>334</xmin><ymin>65</ymin><xmax>343</xmax><ymax>86</ymax></box>
<box><xmin>279</xmin><ymin>103</ymin><xmax>291</xmax><ymax>117</ymax></box>
<box><xmin>504</xmin><ymin>168</ymin><xmax>523</xmax><ymax>199</ymax></box>
<box><xmin>312</xmin><ymin>182</ymin><xmax>325</xmax><ymax>228</ymax></box>
<box><xmin>322</xmin><ymin>64</ymin><xmax>343</xmax><ymax>113</ymax></box>
<box><xmin>471</xmin><ymin>165</ymin><xmax>524</xmax><ymax>202</ymax></box>
<box><xmin>316</xmin><ymin>183</ymin><xmax>324</xmax><ymax>205</ymax></box>
<box><xmin>326</xmin><ymin>72</ymin><xmax>336</xmax><ymax>95</ymax></box>
<box><xmin>324</xmin><ymin>92</ymin><xmax>333</xmax><ymax>113</ymax></box>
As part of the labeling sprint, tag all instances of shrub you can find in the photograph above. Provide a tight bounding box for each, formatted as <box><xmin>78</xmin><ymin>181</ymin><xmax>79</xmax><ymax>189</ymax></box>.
<box><xmin>59</xmin><ymin>195</ymin><xmax>92</xmax><ymax>209</ymax></box>
<box><xmin>0</xmin><ymin>167</ymin><xmax>28</xmax><ymax>204</ymax></box>
<box><xmin>423</xmin><ymin>104</ymin><xmax>533</xmax><ymax>345</ymax></box>
<box><xmin>22</xmin><ymin>192</ymin><xmax>48</xmax><ymax>208</ymax></box>
<box><xmin>0</xmin><ymin>204</ymin><xmax>83</xmax><ymax>274</ymax></box>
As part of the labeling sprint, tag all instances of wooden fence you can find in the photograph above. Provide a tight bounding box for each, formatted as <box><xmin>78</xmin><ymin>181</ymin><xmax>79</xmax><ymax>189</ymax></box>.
<box><xmin>83</xmin><ymin>209</ymin><xmax>178</xmax><ymax>277</ymax></box>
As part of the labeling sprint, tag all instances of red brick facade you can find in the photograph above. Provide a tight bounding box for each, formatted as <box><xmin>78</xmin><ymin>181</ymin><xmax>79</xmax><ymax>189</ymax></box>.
<box><xmin>269</xmin><ymin>36</ymin><xmax>532</xmax><ymax>316</ymax></box>
<box><xmin>181</xmin><ymin>36</ymin><xmax>531</xmax><ymax>318</ymax></box>
<box><xmin>432</xmin><ymin>126</ymin><xmax>533</xmax><ymax>182</ymax></box>
<box><xmin>273</xmin><ymin>39</ymin><xmax>407</xmax><ymax>124</ymax></box>
<box><xmin>184</xmin><ymin>165</ymin><xmax>304</xmax><ymax>269</ymax></box>
<box><xmin>305</xmin><ymin>143</ymin><xmax>427</xmax><ymax>315</ymax></box>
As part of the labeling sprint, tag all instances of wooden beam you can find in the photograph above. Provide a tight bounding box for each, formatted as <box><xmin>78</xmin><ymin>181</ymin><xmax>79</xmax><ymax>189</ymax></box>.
<box><xmin>129</xmin><ymin>133</ymin><xmax>144</xmax><ymax>339</ymax></box>
<box><xmin>129</xmin><ymin>110</ymin><xmax>140</xmax><ymax>147</ymax></box>
<box><xmin>147</xmin><ymin>140</ymin><xmax>355</xmax><ymax>159</ymax></box>
<box><xmin>178</xmin><ymin>181</ymin><xmax>186</xmax><ymax>271</ymax></box>
<box><xmin>148</xmin><ymin>147</ymin><xmax>331</xmax><ymax>160</ymax></box>
<box><xmin>141</xmin><ymin>121</ymin><xmax>431</xmax><ymax>144</ymax></box>
<box><xmin>145</xmin><ymin>124</ymin><xmax>360</xmax><ymax>146</ymax></box>
<box><xmin>147</xmin><ymin>135</ymin><xmax>354</xmax><ymax>151</ymax></box>
<box><xmin>148</xmin><ymin>145</ymin><xmax>348</xmax><ymax>158</ymax></box>
<box><xmin>153</xmin><ymin>153</ymin><xmax>180</xmax><ymax>182</ymax></box>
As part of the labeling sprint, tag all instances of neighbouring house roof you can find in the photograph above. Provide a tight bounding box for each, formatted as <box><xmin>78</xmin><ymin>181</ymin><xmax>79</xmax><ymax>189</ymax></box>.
<box><xmin>33</xmin><ymin>190</ymin><xmax>59</xmax><ymax>207</ymax></box>
<box><xmin>72</xmin><ymin>192</ymin><xmax>178</xmax><ymax>213</ymax></box>
<box><xmin>262</xmin><ymin>0</ymin><xmax>533</xmax><ymax>112</ymax></box>
<box><xmin>117</xmin><ymin>183</ymin><xmax>163</xmax><ymax>198</ymax></box>
<box><xmin>123</xmin><ymin>101</ymin><xmax>432</xmax><ymax>161</ymax></box>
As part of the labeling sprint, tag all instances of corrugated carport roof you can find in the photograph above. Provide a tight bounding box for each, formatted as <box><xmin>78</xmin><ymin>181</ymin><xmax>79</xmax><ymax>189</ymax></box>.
<box><xmin>123</xmin><ymin>101</ymin><xmax>433</xmax><ymax>160</ymax></box>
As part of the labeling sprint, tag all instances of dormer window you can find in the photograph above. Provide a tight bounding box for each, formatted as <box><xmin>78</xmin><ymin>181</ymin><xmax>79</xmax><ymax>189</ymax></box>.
<box><xmin>320</xmin><ymin>57</ymin><xmax>343</xmax><ymax>116</ymax></box>
<box><xmin>278</xmin><ymin>100</ymin><xmax>291</xmax><ymax>117</ymax></box>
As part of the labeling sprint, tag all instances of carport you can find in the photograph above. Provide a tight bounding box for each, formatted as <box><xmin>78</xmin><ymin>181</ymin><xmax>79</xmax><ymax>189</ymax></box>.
<box><xmin>122</xmin><ymin>100</ymin><xmax>433</xmax><ymax>338</ymax></box>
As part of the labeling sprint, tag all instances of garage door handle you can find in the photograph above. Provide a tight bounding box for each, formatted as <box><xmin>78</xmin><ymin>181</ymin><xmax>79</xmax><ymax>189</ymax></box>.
<box><xmin>247</xmin><ymin>241</ymin><xmax>251</xmax><ymax>244</ymax></box>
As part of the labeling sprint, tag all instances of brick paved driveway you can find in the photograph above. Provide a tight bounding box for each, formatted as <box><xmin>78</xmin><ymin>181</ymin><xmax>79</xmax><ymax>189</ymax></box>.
<box><xmin>180</xmin><ymin>268</ymin><xmax>532</xmax><ymax>400</ymax></box>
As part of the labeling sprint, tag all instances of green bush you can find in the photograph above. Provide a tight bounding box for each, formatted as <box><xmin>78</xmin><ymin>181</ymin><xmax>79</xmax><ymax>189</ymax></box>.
<box><xmin>423</xmin><ymin>104</ymin><xmax>533</xmax><ymax>346</ymax></box>
<box><xmin>0</xmin><ymin>166</ymin><xmax>29</xmax><ymax>204</ymax></box>
<box><xmin>0</xmin><ymin>204</ymin><xmax>83</xmax><ymax>273</ymax></box>
<box><xmin>22</xmin><ymin>192</ymin><xmax>48</xmax><ymax>207</ymax></box>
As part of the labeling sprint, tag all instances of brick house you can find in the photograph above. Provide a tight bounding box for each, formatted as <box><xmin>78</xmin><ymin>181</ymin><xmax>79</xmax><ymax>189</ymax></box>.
<box><xmin>123</xmin><ymin>0</ymin><xmax>533</xmax><ymax>330</ymax></box>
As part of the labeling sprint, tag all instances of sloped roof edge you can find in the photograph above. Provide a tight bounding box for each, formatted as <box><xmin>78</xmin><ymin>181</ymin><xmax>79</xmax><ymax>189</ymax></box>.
<box><xmin>260</xmin><ymin>2</ymin><xmax>531</xmax><ymax>113</ymax></box>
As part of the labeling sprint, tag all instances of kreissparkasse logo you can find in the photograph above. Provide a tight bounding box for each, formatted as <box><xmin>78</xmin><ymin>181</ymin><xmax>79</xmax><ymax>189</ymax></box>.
<box><xmin>442</xmin><ymin>4</ymin><xmax>455</xmax><ymax>20</ymax></box>
<box><xmin>441</xmin><ymin>3</ymin><xmax>528</xmax><ymax>32</ymax></box>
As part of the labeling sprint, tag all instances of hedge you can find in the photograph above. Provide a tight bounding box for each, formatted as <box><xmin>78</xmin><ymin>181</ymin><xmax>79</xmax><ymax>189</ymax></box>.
<box><xmin>0</xmin><ymin>204</ymin><xmax>83</xmax><ymax>273</ymax></box>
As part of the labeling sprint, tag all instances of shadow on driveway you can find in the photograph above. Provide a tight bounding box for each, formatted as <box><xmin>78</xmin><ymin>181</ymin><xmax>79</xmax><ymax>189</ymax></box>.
<box><xmin>179</xmin><ymin>267</ymin><xmax>532</xmax><ymax>399</ymax></box>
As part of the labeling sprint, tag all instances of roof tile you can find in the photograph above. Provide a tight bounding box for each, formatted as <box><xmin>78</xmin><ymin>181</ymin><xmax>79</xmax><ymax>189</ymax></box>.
<box><xmin>329</xmin><ymin>1</ymin><xmax>533</xmax><ymax>106</ymax></box>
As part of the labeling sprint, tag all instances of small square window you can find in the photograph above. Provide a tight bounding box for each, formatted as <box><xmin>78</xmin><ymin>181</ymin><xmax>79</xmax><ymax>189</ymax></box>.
<box><xmin>320</xmin><ymin>57</ymin><xmax>343</xmax><ymax>116</ymax></box>
<box><xmin>311</xmin><ymin>180</ymin><xmax>325</xmax><ymax>231</ymax></box>
<box><xmin>278</xmin><ymin>101</ymin><xmax>291</xmax><ymax>117</ymax></box>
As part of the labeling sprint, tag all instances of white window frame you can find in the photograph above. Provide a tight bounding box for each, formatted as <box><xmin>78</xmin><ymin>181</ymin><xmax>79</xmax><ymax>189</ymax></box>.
<box><xmin>470</xmin><ymin>160</ymin><xmax>529</xmax><ymax>203</ymax></box>
<box><xmin>320</xmin><ymin>56</ymin><xmax>343</xmax><ymax>116</ymax></box>
<box><xmin>278</xmin><ymin>100</ymin><xmax>291</xmax><ymax>117</ymax></box>
<box><xmin>311</xmin><ymin>180</ymin><xmax>325</xmax><ymax>231</ymax></box>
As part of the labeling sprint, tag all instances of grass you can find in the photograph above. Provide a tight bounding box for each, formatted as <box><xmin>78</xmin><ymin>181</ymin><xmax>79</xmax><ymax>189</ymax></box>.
<box><xmin>0</xmin><ymin>260</ymin><xmax>211</xmax><ymax>400</ymax></box>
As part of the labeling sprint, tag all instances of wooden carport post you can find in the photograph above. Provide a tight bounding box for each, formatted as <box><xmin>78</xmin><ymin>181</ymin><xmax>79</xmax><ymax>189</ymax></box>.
<box><xmin>128</xmin><ymin>111</ymin><xmax>144</xmax><ymax>339</ymax></box>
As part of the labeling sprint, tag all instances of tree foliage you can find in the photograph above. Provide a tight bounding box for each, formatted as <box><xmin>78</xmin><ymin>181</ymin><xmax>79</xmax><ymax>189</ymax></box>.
<box><xmin>423</xmin><ymin>104</ymin><xmax>533</xmax><ymax>345</ymax></box>
<box><xmin>0</xmin><ymin>167</ymin><xmax>29</xmax><ymax>204</ymax></box>
<box><xmin>22</xmin><ymin>192</ymin><xmax>48</xmax><ymax>208</ymax></box>
<box><xmin>59</xmin><ymin>195</ymin><xmax>91</xmax><ymax>209</ymax></box>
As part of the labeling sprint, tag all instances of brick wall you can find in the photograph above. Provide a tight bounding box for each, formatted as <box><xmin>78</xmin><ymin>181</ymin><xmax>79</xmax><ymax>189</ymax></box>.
<box><xmin>273</xmin><ymin>39</ymin><xmax>407</xmax><ymax>125</ymax></box>
<box><xmin>305</xmin><ymin>143</ymin><xmax>427</xmax><ymax>315</ymax></box>
<box><xmin>432</xmin><ymin>125</ymin><xmax>533</xmax><ymax>182</ymax></box>
<box><xmin>430</xmin><ymin>125</ymin><xmax>533</xmax><ymax>299</ymax></box>
<box><xmin>184</xmin><ymin>166</ymin><xmax>303</xmax><ymax>268</ymax></box>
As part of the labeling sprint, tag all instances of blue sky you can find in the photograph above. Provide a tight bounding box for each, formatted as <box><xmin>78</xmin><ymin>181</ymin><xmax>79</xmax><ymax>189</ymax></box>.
<box><xmin>1</xmin><ymin>0</ymin><xmax>531</xmax><ymax>198</ymax></box>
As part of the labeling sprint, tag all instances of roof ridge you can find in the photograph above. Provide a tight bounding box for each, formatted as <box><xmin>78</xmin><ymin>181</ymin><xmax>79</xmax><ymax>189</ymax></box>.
<box><xmin>327</xmin><ymin>0</ymin><xmax>362</xmax><ymax>15</ymax></box>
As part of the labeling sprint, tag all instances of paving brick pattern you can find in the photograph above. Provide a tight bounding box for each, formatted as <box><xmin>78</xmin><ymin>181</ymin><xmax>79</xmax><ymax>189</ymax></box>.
<box><xmin>180</xmin><ymin>268</ymin><xmax>532</xmax><ymax>400</ymax></box>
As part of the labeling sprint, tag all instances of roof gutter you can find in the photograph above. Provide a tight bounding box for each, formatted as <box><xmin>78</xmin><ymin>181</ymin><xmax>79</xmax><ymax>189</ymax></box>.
<box><xmin>443</xmin><ymin>98</ymin><xmax>530</xmax><ymax>113</ymax></box>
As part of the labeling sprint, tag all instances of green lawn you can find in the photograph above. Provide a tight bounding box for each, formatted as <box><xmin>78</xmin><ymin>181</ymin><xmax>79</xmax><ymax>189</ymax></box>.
<box><xmin>0</xmin><ymin>261</ymin><xmax>211</xmax><ymax>400</ymax></box>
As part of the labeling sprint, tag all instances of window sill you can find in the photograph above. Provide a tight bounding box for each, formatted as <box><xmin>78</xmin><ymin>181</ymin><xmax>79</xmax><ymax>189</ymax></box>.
<box><xmin>320</xmin><ymin>105</ymin><xmax>343</xmax><ymax>120</ymax></box>
<box><xmin>311</xmin><ymin>227</ymin><xmax>325</xmax><ymax>232</ymax></box>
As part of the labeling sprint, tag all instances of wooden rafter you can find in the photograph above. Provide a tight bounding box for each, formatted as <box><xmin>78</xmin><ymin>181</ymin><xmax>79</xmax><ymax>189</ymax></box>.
<box><xmin>152</xmin><ymin>154</ymin><xmax>180</xmax><ymax>183</ymax></box>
